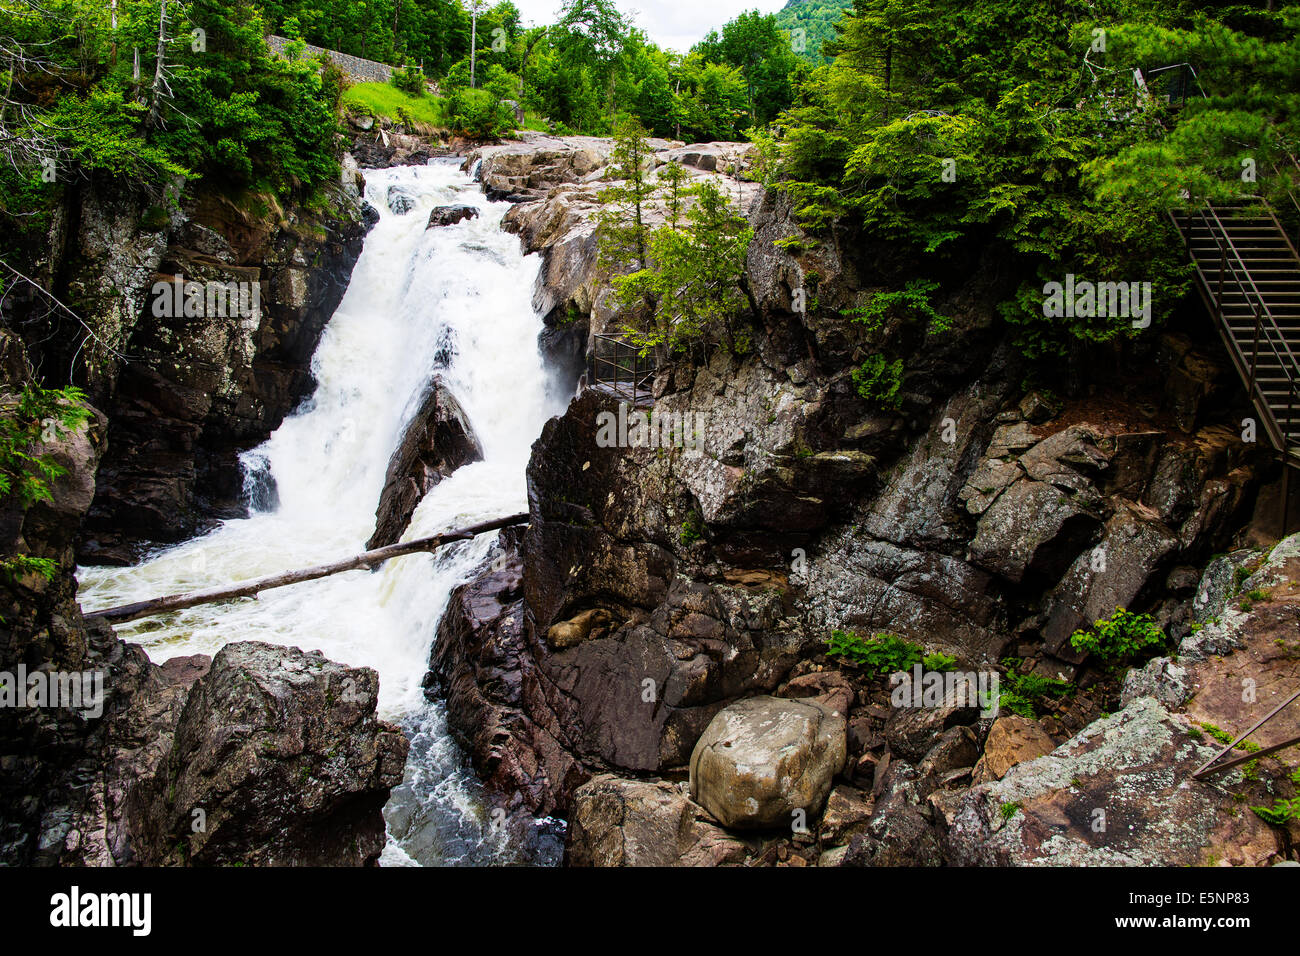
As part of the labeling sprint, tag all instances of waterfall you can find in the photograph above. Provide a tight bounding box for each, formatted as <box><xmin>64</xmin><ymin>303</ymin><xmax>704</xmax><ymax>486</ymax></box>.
<box><xmin>77</xmin><ymin>161</ymin><xmax>568</xmax><ymax>865</ymax></box>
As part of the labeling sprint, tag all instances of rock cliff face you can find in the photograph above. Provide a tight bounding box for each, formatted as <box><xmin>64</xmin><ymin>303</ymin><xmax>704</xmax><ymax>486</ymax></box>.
<box><xmin>428</xmin><ymin>135</ymin><xmax>1293</xmax><ymax>866</ymax></box>
<box><xmin>14</xmin><ymin>172</ymin><xmax>372</xmax><ymax>565</ymax></box>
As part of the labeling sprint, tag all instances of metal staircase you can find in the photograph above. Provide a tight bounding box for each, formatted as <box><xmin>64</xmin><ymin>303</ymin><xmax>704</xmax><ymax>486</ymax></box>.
<box><xmin>1171</xmin><ymin>204</ymin><xmax>1300</xmax><ymax>464</ymax></box>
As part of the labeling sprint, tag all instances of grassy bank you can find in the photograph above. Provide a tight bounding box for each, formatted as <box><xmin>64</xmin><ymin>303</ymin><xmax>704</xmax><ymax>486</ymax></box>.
<box><xmin>342</xmin><ymin>82</ymin><xmax>447</xmax><ymax>128</ymax></box>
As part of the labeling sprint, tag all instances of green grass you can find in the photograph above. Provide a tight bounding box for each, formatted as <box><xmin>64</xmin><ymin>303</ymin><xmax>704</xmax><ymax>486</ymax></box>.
<box><xmin>520</xmin><ymin>109</ymin><xmax>550</xmax><ymax>132</ymax></box>
<box><xmin>342</xmin><ymin>82</ymin><xmax>447</xmax><ymax>127</ymax></box>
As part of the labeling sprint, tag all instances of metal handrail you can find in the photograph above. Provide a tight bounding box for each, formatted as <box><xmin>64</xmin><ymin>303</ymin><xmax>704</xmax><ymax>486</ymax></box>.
<box><xmin>589</xmin><ymin>333</ymin><xmax>657</xmax><ymax>405</ymax></box>
<box><xmin>1192</xmin><ymin>205</ymin><xmax>1300</xmax><ymax>454</ymax></box>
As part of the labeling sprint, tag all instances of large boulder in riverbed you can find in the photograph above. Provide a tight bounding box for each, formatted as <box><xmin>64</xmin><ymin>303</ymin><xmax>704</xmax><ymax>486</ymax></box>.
<box><xmin>126</xmin><ymin>641</ymin><xmax>409</xmax><ymax>866</ymax></box>
<box><xmin>387</xmin><ymin>185</ymin><xmax>416</xmax><ymax>215</ymax></box>
<box><xmin>367</xmin><ymin>376</ymin><xmax>483</xmax><ymax>549</ymax></box>
<box><xmin>689</xmin><ymin>696</ymin><xmax>847</xmax><ymax>829</ymax></box>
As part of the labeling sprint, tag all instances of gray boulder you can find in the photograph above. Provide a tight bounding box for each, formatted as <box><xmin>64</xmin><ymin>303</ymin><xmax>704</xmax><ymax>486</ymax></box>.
<box><xmin>689</xmin><ymin>696</ymin><xmax>846</xmax><ymax>829</ymax></box>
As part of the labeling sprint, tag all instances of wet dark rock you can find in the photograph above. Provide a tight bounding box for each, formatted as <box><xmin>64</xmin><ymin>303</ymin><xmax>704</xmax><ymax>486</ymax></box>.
<box><xmin>426</xmin><ymin>204</ymin><xmax>480</xmax><ymax>228</ymax></box>
<box><xmin>885</xmin><ymin>692</ymin><xmax>981</xmax><ymax>762</ymax></box>
<box><xmin>843</xmin><ymin>763</ymin><xmax>943</xmax><ymax>867</ymax></box>
<box><xmin>387</xmin><ymin>185</ymin><xmax>417</xmax><ymax>215</ymax></box>
<box><xmin>425</xmin><ymin>541</ymin><xmax>586</xmax><ymax>817</ymax></box>
<box><xmin>367</xmin><ymin>376</ymin><xmax>483</xmax><ymax>550</ymax></box>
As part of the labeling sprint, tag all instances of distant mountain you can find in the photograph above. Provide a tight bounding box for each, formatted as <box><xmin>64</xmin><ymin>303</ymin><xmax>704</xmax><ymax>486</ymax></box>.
<box><xmin>774</xmin><ymin>0</ymin><xmax>855</xmax><ymax>62</ymax></box>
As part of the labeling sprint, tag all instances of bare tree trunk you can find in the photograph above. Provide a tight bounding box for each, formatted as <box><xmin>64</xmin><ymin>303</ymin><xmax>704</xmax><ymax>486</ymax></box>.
<box><xmin>84</xmin><ymin>513</ymin><xmax>528</xmax><ymax>624</ymax></box>
<box><xmin>145</xmin><ymin>0</ymin><xmax>168</xmax><ymax>129</ymax></box>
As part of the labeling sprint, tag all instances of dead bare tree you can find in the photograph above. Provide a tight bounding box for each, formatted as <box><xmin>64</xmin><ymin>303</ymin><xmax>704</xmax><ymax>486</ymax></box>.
<box><xmin>0</xmin><ymin>3</ymin><xmax>72</xmax><ymax>183</ymax></box>
<box><xmin>145</xmin><ymin>0</ymin><xmax>174</xmax><ymax>130</ymax></box>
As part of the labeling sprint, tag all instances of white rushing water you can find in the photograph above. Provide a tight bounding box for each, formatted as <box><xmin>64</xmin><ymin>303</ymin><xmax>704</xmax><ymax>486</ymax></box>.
<box><xmin>77</xmin><ymin>162</ymin><xmax>568</xmax><ymax>865</ymax></box>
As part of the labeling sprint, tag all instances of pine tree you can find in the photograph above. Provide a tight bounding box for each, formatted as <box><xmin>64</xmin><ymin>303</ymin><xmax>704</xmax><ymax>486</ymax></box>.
<box><xmin>596</xmin><ymin>116</ymin><xmax>656</xmax><ymax>271</ymax></box>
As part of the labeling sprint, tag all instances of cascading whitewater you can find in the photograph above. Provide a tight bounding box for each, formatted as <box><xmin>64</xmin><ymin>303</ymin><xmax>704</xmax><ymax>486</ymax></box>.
<box><xmin>77</xmin><ymin>162</ymin><xmax>567</xmax><ymax>865</ymax></box>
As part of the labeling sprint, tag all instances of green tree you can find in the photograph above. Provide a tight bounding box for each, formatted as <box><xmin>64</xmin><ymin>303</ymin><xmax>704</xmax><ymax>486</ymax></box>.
<box><xmin>597</xmin><ymin>117</ymin><xmax>657</xmax><ymax>272</ymax></box>
<box><xmin>765</xmin><ymin>0</ymin><xmax>1300</xmax><ymax>356</ymax></box>
<box><xmin>694</xmin><ymin>10</ymin><xmax>799</xmax><ymax>126</ymax></box>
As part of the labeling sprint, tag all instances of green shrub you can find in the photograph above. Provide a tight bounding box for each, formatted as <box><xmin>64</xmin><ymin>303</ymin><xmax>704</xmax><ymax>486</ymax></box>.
<box><xmin>679</xmin><ymin>510</ymin><xmax>704</xmax><ymax>546</ymax></box>
<box><xmin>922</xmin><ymin>652</ymin><xmax>957</xmax><ymax>672</ymax></box>
<box><xmin>844</xmin><ymin>279</ymin><xmax>950</xmax><ymax>334</ymax></box>
<box><xmin>851</xmin><ymin>354</ymin><xmax>904</xmax><ymax>409</ymax></box>
<box><xmin>826</xmin><ymin>630</ymin><xmax>922</xmax><ymax>675</ymax></box>
<box><xmin>999</xmin><ymin>666</ymin><xmax>1072</xmax><ymax>719</ymax></box>
<box><xmin>1251</xmin><ymin>797</ymin><xmax>1300</xmax><ymax>827</ymax></box>
<box><xmin>390</xmin><ymin>65</ymin><xmax>427</xmax><ymax>96</ymax></box>
<box><xmin>1</xmin><ymin>385</ymin><xmax>93</xmax><ymax>585</ymax></box>
<box><xmin>1069</xmin><ymin>608</ymin><xmax>1166</xmax><ymax>662</ymax></box>
<box><xmin>448</xmin><ymin>87</ymin><xmax>514</xmax><ymax>139</ymax></box>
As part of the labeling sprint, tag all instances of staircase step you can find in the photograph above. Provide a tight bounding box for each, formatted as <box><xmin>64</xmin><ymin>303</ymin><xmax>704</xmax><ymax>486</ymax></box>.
<box><xmin>1189</xmin><ymin>247</ymin><xmax>1296</xmax><ymax>256</ymax></box>
<box><xmin>1179</xmin><ymin>204</ymin><xmax>1300</xmax><ymax>455</ymax></box>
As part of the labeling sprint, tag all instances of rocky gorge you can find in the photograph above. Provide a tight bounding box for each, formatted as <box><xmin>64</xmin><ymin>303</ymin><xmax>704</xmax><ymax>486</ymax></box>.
<box><xmin>3</xmin><ymin>122</ymin><xmax>1298</xmax><ymax>868</ymax></box>
<box><xmin>424</xmin><ymin>131</ymin><xmax>1299</xmax><ymax>865</ymax></box>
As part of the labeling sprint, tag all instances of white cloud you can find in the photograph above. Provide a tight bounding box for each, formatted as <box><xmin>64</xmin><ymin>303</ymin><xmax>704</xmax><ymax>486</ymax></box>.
<box><xmin>505</xmin><ymin>0</ymin><xmax>790</xmax><ymax>53</ymax></box>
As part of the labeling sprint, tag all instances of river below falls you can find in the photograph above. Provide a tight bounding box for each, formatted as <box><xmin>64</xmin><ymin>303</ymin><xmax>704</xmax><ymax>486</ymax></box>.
<box><xmin>77</xmin><ymin>161</ymin><xmax>569</xmax><ymax>865</ymax></box>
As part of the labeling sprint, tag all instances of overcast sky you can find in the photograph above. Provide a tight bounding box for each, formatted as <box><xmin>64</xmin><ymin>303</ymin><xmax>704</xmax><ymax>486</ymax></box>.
<box><xmin>507</xmin><ymin>0</ymin><xmax>789</xmax><ymax>54</ymax></box>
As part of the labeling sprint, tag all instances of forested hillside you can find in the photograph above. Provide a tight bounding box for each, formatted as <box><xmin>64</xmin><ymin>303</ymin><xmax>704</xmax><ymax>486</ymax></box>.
<box><xmin>774</xmin><ymin>0</ymin><xmax>854</xmax><ymax>61</ymax></box>
<box><xmin>4</xmin><ymin>0</ymin><xmax>1298</xmax><ymax>375</ymax></box>
<box><xmin>760</xmin><ymin>0</ymin><xmax>1300</xmax><ymax>357</ymax></box>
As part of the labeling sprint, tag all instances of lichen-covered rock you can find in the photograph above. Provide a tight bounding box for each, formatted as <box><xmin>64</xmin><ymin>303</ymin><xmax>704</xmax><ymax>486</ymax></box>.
<box><xmin>944</xmin><ymin>698</ymin><xmax>1281</xmax><ymax>866</ymax></box>
<box><xmin>127</xmin><ymin>641</ymin><xmax>408</xmax><ymax>866</ymax></box>
<box><xmin>1120</xmin><ymin>537</ymin><xmax>1300</xmax><ymax>759</ymax></box>
<box><xmin>968</xmin><ymin>478</ymin><xmax>1100</xmax><ymax>585</ymax></box>
<box><xmin>689</xmin><ymin>696</ymin><xmax>846</xmax><ymax>829</ymax></box>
